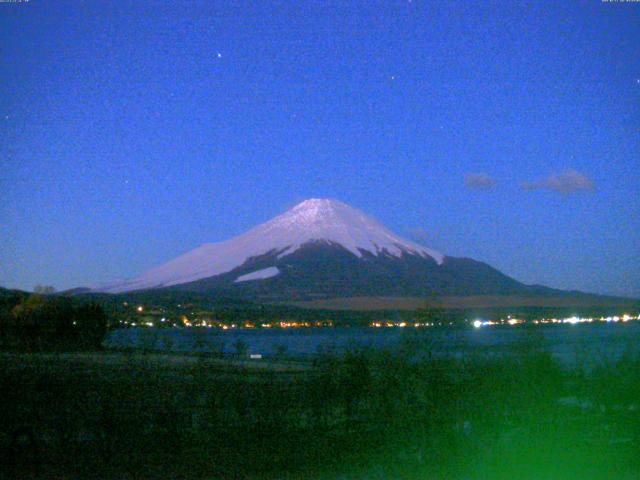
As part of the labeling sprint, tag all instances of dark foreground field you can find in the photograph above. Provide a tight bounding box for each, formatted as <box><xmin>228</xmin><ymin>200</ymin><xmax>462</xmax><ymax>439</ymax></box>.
<box><xmin>1</xmin><ymin>337</ymin><xmax>640</xmax><ymax>479</ymax></box>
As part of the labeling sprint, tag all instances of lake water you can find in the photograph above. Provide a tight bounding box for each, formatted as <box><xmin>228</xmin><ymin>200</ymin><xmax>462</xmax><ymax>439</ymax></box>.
<box><xmin>104</xmin><ymin>322</ymin><xmax>640</xmax><ymax>364</ymax></box>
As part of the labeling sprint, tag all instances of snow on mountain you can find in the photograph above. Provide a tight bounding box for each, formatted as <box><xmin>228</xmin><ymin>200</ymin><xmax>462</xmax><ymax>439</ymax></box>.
<box><xmin>234</xmin><ymin>266</ymin><xmax>280</xmax><ymax>283</ymax></box>
<box><xmin>97</xmin><ymin>198</ymin><xmax>443</xmax><ymax>293</ymax></box>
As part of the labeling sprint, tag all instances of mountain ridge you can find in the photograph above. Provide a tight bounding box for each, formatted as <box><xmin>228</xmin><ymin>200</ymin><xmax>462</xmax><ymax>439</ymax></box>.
<box><xmin>92</xmin><ymin>198</ymin><xmax>597</xmax><ymax>301</ymax></box>
<box><xmin>96</xmin><ymin>198</ymin><xmax>444</xmax><ymax>293</ymax></box>
<box><xmin>167</xmin><ymin>241</ymin><xmax>556</xmax><ymax>300</ymax></box>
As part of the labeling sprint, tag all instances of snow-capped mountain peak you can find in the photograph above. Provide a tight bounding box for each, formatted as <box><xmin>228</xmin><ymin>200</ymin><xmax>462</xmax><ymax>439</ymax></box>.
<box><xmin>257</xmin><ymin>198</ymin><xmax>442</xmax><ymax>261</ymax></box>
<box><xmin>97</xmin><ymin>198</ymin><xmax>443</xmax><ymax>293</ymax></box>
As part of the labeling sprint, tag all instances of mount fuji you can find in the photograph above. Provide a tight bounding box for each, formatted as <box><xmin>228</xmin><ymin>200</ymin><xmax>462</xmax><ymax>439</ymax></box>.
<box><xmin>95</xmin><ymin>198</ymin><xmax>555</xmax><ymax>299</ymax></box>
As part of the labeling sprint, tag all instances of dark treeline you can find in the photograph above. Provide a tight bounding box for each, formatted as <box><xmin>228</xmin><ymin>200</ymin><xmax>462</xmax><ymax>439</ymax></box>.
<box><xmin>81</xmin><ymin>289</ymin><xmax>638</xmax><ymax>327</ymax></box>
<box><xmin>0</xmin><ymin>290</ymin><xmax>109</xmax><ymax>351</ymax></box>
<box><xmin>3</xmin><ymin>286</ymin><xmax>637</xmax><ymax>335</ymax></box>
<box><xmin>1</xmin><ymin>336</ymin><xmax>639</xmax><ymax>479</ymax></box>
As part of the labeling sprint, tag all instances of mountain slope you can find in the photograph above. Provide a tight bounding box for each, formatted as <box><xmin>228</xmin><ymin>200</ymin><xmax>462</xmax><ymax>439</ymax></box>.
<box><xmin>95</xmin><ymin>198</ymin><xmax>563</xmax><ymax>300</ymax></box>
<box><xmin>172</xmin><ymin>241</ymin><xmax>551</xmax><ymax>300</ymax></box>
<box><xmin>97</xmin><ymin>199</ymin><xmax>443</xmax><ymax>293</ymax></box>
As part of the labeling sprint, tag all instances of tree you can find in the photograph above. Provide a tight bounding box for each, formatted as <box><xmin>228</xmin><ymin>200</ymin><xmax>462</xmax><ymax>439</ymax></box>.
<box><xmin>414</xmin><ymin>296</ymin><xmax>445</xmax><ymax>325</ymax></box>
<box><xmin>340</xmin><ymin>348</ymin><xmax>372</xmax><ymax>419</ymax></box>
<box><xmin>9</xmin><ymin>296</ymin><xmax>108</xmax><ymax>350</ymax></box>
<box><xmin>74</xmin><ymin>303</ymin><xmax>109</xmax><ymax>348</ymax></box>
<box><xmin>33</xmin><ymin>285</ymin><xmax>56</xmax><ymax>295</ymax></box>
<box><xmin>274</xmin><ymin>343</ymin><xmax>288</xmax><ymax>359</ymax></box>
<box><xmin>233</xmin><ymin>339</ymin><xmax>248</xmax><ymax>357</ymax></box>
<box><xmin>10</xmin><ymin>294</ymin><xmax>73</xmax><ymax>348</ymax></box>
<box><xmin>11</xmin><ymin>294</ymin><xmax>47</xmax><ymax>322</ymax></box>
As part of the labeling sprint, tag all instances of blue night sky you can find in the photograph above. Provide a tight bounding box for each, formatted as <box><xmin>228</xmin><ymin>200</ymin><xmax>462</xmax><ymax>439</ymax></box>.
<box><xmin>1</xmin><ymin>1</ymin><xmax>639</xmax><ymax>297</ymax></box>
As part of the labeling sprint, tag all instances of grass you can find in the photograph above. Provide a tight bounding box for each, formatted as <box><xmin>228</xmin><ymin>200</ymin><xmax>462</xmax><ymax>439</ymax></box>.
<box><xmin>1</xmin><ymin>340</ymin><xmax>639</xmax><ymax>479</ymax></box>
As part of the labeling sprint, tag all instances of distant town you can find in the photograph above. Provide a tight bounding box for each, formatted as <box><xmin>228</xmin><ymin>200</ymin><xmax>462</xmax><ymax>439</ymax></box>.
<box><xmin>117</xmin><ymin>302</ymin><xmax>640</xmax><ymax>330</ymax></box>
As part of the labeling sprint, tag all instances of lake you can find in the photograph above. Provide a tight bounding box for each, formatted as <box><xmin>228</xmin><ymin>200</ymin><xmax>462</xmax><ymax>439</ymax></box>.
<box><xmin>104</xmin><ymin>321</ymin><xmax>640</xmax><ymax>364</ymax></box>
